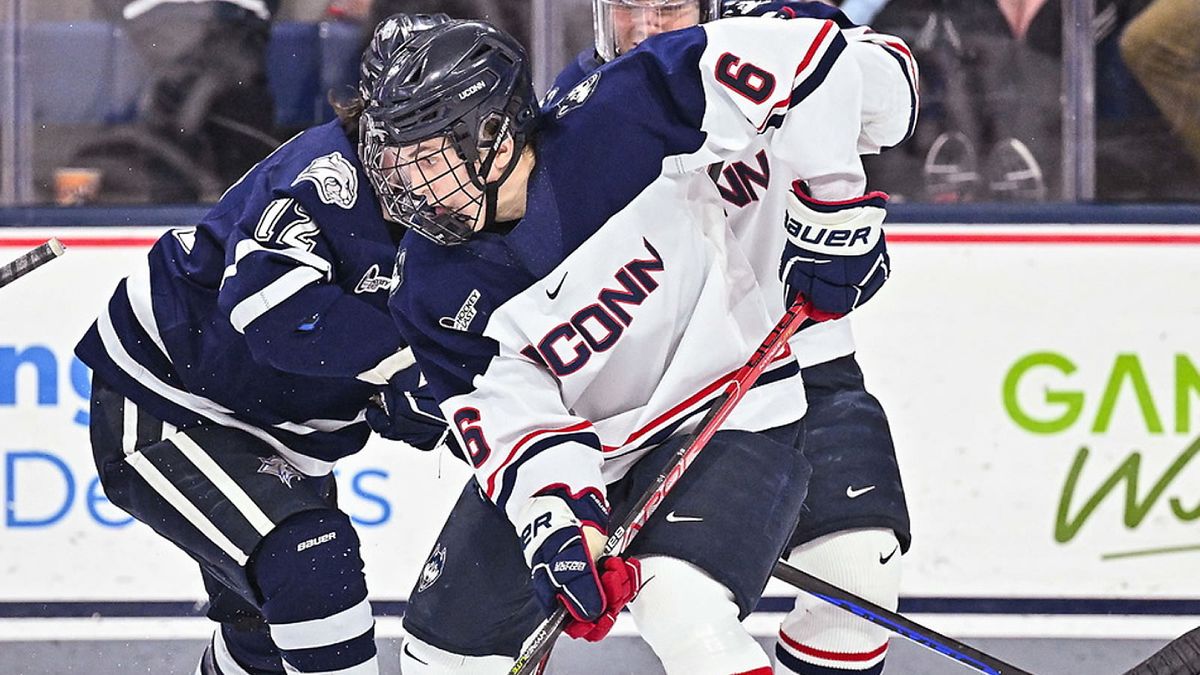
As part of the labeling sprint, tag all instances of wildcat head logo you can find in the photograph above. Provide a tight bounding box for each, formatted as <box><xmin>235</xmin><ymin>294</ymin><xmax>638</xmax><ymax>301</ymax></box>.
<box><xmin>556</xmin><ymin>72</ymin><xmax>601</xmax><ymax>119</ymax></box>
<box><xmin>293</xmin><ymin>152</ymin><xmax>359</xmax><ymax>209</ymax></box>
<box><xmin>257</xmin><ymin>456</ymin><xmax>303</xmax><ymax>488</ymax></box>
<box><xmin>417</xmin><ymin>543</ymin><xmax>447</xmax><ymax>592</ymax></box>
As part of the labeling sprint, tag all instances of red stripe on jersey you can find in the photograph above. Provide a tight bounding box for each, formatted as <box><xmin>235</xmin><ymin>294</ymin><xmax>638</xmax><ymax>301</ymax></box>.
<box><xmin>797</xmin><ymin>190</ymin><xmax>889</xmax><ymax>207</ymax></box>
<box><xmin>880</xmin><ymin>38</ymin><xmax>921</xmax><ymax>112</ymax></box>
<box><xmin>759</xmin><ymin>19</ymin><xmax>836</xmax><ymax>131</ymax></box>
<box><xmin>778</xmin><ymin>630</ymin><xmax>888</xmax><ymax>662</ymax></box>
<box><xmin>601</xmin><ymin>343</ymin><xmax>795</xmax><ymax>453</ymax></box>
<box><xmin>485</xmin><ymin>420</ymin><xmax>596</xmax><ymax>498</ymax></box>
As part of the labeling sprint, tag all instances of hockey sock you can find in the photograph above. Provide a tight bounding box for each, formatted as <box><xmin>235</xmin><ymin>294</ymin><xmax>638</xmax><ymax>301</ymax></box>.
<box><xmin>249</xmin><ymin>509</ymin><xmax>377</xmax><ymax>674</ymax></box>
<box><xmin>774</xmin><ymin>529</ymin><xmax>900</xmax><ymax>675</ymax></box>
<box><xmin>629</xmin><ymin>556</ymin><xmax>772</xmax><ymax>675</ymax></box>
<box><xmin>198</xmin><ymin>624</ymin><xmax>284</xmax><ymax>675</ymax></box>
<box><xmin>398</xmin><ymin>633</ymin><xmax>516</xmax><ymax>674</ymax></box>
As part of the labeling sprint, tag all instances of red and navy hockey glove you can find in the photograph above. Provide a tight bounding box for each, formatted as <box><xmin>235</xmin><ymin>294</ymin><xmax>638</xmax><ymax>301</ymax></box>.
<box><xmin>779</xmin><ymin>181</ymin><xmax>890</xmax><ymax>322</ymax></box>
<box><xmin>563</xmin><ymin>555</ymin><xmax>642</xmax><ymax>642</ymax></box>
<box><xmin>517</xmin><ymin>486</ymin><xmax>641</xmax><ymax>641</ymax></box>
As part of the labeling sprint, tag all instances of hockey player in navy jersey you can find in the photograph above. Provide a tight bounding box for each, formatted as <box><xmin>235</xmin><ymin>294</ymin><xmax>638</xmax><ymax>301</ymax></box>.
<box><xmin>74</xmin><ymin>15</ymin><xmax>452</xmax><ymax>675</ymax></box>
<box><xmin>545</xmin><ymin>2</ymin><xmax>919</xmax><ymax>674</ymax></box>
<box><xmin>361</xmin><ymin>15</ymin><xmax>904</xmax><ymax>675</ymax></box>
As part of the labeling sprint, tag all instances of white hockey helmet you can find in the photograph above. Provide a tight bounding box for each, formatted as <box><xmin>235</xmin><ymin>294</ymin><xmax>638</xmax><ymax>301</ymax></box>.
<box><xmin>593</xmin><ymin>0</ymin><xmax>722</xmax><ymax>62</ymax></box>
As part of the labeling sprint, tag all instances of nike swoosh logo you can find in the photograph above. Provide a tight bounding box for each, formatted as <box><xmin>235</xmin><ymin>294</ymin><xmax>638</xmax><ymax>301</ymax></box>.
<box><xmin>546</xmin><ymin>272</ymin><xmax>568</xmax><ymax>300</ymax></box>
<box><xmin>880</xmin><ymin>545</ymin><xmax>899</xmax><ymax>565</ymax></box>
<box><xmin>846</xmin><ymin>485</ymin><xmax>876</xmax><ymax>499</ymax></box>
<box><xmin>664</xmin><ymin>511</ymin><xmax>703</xmax><ymax>523</ymax></box>
<box><xmin>402</xmin><ymin>642</ymin><xmax>429</xmax><ymax>666</ymax></box>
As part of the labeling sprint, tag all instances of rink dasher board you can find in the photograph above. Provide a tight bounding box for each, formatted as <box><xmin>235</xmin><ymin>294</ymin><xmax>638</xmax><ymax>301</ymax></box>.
<box><xmin>2</xmin><ymin>224</ymin><xmax>1199</xmax><ymax>639</ymax></box>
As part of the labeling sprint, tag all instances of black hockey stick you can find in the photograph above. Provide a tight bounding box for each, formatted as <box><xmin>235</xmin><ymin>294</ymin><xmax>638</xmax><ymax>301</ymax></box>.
<box><xmin>0</xmin><ymin>238</ymin><xmax>66</xmax><ymax>289</ymax></box>
<box><xmin>1123</xmin><ymin>625</ymin><xmax>1200</xmax><ymax>675</ymax></box>
<box><xmin>509</xmin><ymin>298</ymin><xmax>813</xmax><ymax>675</ymax></box>
<box><xmin>773</xmin><ymin>560</ymin><xmax>1035</xmax><ymax>675</ymax></box>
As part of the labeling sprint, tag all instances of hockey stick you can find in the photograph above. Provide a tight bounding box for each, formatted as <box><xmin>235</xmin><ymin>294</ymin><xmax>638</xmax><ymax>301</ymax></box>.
<box><xmin>772</xmin><ymin>560</ymin><xmax>1034</xmax><ymax>674</ymax></box>
<box><xmin>510</xmin><ymin>298</ymin><xmax>812</xmax><ymax>675</ymax></box>
<box><xmin>0</xmin><ymin>238</ymin><xmax>66</xmax><ymax>289</ymax></box>
<box><xmin>1123</xmin><ymin>625</ymin><xmax>1200</xmax><ymax>675</ymax></box>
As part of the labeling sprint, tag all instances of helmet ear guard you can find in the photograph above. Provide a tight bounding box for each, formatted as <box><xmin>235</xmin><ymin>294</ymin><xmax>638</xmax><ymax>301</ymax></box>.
<box><xmin>592</xmin><ymin>0</ymin><xmax>721</xmax><ymax>61</ymax></box>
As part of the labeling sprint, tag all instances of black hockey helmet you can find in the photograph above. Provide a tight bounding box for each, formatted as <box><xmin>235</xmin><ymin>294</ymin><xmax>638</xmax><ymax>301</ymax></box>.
<box><xmin>359</xmin><ymin>13</ymin><xmax>451</xmax><ymax>99</ymax></box>
<box><xmin>593</xmin><ymin>0</ymin><xmax>721</xmax><ymax>61</ymax></box>
<box><xmin>360</xmin><ymin>20</ymin><xmax>539</xmax><ymax>246</ymax></box>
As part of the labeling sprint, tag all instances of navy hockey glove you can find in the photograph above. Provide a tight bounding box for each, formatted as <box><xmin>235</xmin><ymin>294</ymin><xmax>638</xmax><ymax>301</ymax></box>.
<box><xmin>366</xmin><ymin>381</ymin><xmax>451</xmax><ymax>452</ymax></box>
<box><xmin>780</xmin><ymin>181</ymin><xmax>890</xmax><ymax>322</ymax></box>
<box><xmin>518</xmin><ymin>487</ymin><xmax>641</xmax><ymax>640</ymax></box>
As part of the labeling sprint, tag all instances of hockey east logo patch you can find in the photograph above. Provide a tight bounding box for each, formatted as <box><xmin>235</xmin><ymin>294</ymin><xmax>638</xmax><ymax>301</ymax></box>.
<box><xmin>439</xmin><ymin>289</ymin><xmax>482</xmax><ymax>332</ymax></box>
<box><xmin>293</xmin><ymin>152</ymin><xmax>359</xmax><ymax>209</ymax></box>
<box><xmin>355</xmin><ymin>264</ymin><xmax>398</xmax><ymax>294</ymax></box>
<box><xmin>417</xmin><ymin>542</ymin><xmax>447</xmax><ymax>592</ymax></box>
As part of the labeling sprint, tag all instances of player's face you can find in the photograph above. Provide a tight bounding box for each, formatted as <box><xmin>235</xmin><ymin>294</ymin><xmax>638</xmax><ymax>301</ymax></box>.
<box><xmin>389</xmin><ymin>137</ymin><xmax>487</xmax><ymax>232</ymax></box>
<box><xmin>610</xmin><ymin>1</ymin><xmax>701</xmax><ymax>54</ymax></box>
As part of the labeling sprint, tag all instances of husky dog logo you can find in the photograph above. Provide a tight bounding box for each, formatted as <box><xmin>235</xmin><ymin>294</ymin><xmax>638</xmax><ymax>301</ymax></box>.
<box><xmin>417</xmin><ymin>543</ymin><xmax>448</xmax><ymax>592</ymax></box>
<box><xmin>257</xmin><ymin>455</ymin><xmax>303</xmax><ymax>488</ymax></box>
<box><xmin>293</xmin><ymin>152</ymin><xmax>359</xmax><ymax>209</ymax></box>
<box><xmin>556</xmin><ymin>72</ymin><xmax>601</xmax><ymax>119</ymax></box>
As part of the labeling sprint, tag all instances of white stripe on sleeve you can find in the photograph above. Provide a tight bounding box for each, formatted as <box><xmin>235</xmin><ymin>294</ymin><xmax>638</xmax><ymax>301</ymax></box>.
<box><xmin>229</xmin><ymin>266</ymin><xmax>325</xmax><ymax>334</ymax></box>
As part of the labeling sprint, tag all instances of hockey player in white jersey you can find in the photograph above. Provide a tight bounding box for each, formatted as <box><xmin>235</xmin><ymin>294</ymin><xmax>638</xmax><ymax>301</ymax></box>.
<box><xmin>363</xmin><ymin>15</ymin><xmax>898</xmax><ymax>675</ymax></box>
<box><xmin>547</xmin><ymin>2</ymin><xmax>919</xmax><ymax>673</ymax></box>
<box><xmin>74</xmin><ymin>15</ymin><xmax>453</xmax><ymax>675</ymax></box>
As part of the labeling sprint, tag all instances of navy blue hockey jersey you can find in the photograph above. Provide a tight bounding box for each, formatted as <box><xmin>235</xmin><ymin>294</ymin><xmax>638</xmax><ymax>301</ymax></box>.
<box><xmin>77</xmin><ymin>120</ymin><xmax>413</xmax><ymax>475</ymax></box>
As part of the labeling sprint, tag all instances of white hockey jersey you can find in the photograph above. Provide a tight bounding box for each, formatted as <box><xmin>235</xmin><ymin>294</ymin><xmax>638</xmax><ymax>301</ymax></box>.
<box><xmin>392</xmin><ymin>16</ymin><xmax>899</xmax><ymax>526</ymax></box>
<box><xmin>553</xmin><ymin>5</ymin><xmax>919</xmax><ymax>368</ymax></box>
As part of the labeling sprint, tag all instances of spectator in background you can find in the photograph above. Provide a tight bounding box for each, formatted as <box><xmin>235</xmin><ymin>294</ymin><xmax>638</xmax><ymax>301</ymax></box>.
<box><xmin>80</xmin><ymin>0</ymin><xmax>282</xmax><ymax>201</ymax></box>
<box><xmin>838</xmin><ymin>0</ymin><xmax>891</xmax><ymax>24</ymax></box>
<box><xmin>1120</xmin><ymin>0</ymin><xmax>1200</xmax><ymax>167</ymax></box>
<box><xmin>329</xmin><ymin>0</ymin><xmax>531</xmax><ymax>56</ymax></box>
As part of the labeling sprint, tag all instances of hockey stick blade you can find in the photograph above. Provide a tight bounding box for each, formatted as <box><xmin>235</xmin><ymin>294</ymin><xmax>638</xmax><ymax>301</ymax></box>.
<box><xmin>773</xmin><ymin>560</ymin><xmax>1034</xmax><ymax>675</ymax></box>
<box><xmin>1123</xmin><ymin>625</ymin><xmax>1200</xmax><ymax>675</ymax></box>
<box><xmin>509</xmin><ymin>299</ymin><xmax>812</xmax><ymax>675</ymax></box>
<box><xmin>0</xmin><ymin>238</ymin><xmax>66</xmax><ymax>289</ymax></box>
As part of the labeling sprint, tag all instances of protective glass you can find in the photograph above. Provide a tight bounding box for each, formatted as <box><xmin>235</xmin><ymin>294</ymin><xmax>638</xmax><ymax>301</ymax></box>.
<box><xmin>593</xmin><ymin>0</ymin><xmax>716</xmax><ymax>61</ymax></box>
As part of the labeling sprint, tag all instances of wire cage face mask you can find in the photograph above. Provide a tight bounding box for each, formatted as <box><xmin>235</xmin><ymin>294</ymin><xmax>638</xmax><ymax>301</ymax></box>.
<box><xmin>592</xmin><ymin>0</ymin><xmax>718</xmax><ymax>61</ymax></box>
<box><xmin>361</xmin><ymin>119</ymin><xmax>486</xmax><ymax>246</ymax></box>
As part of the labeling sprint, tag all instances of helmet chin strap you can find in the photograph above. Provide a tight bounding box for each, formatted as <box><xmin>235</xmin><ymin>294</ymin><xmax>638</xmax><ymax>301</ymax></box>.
<box><xmin>471</xmin><ymin>129</ymin><xmax>525</xmax><ymax>231</ymax></box>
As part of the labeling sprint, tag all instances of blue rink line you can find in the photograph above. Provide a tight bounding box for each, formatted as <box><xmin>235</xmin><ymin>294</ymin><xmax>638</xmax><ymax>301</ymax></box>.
<box><xmin>3</xmin><ymin>598</ymin><xmax>1200</xmax><ymax>619</ymax></box>
<box><xmin>0</xmin><ymin>203</ymin><xmax>1198</xmax><ymax>228</ymax></box>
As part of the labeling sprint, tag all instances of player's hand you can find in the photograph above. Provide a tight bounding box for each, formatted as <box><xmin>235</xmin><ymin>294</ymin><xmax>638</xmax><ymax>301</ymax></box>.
<box><xmin>779</xmin><ymin>181</ymin><xmax>890</xmax><ymax>321</ymax></box>
<box><xmin>563</xmin><ymin>555</ymin><xmax>642</xmax><ymax>642</ymax></box>
<box><xmin>517</xmin><ymin>487</ymin><xmax>641</xmax><ymax>641</ymax></box>
<box><xmin>365</xmin><ymin>379</ymin><xmax>449</xmax><ymax>451</ymax></box>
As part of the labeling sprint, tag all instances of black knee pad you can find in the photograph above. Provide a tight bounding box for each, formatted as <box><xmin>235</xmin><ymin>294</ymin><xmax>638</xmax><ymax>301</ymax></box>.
<box><xmin>249</xmin><ymin>509</ymin><xmax>367</xmax><ymax>624</ymax></box>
